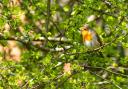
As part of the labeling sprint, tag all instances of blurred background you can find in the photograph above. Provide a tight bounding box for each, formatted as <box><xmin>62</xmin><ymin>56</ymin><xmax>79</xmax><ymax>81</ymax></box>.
<box><xmin>0</xmin><ymin>0</ymin><xmax>128</xmax><ymax>89</ymax></box>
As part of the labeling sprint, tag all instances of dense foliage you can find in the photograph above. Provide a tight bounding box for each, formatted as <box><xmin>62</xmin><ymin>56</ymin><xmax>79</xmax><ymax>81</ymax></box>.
<box><xmin>0</xmin><ymin>0</ymin><xmax>128</xmax><ymax>89</ymax></box>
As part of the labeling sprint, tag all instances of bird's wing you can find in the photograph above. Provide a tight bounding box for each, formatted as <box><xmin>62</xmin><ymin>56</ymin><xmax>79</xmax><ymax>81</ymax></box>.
<box><xmin>91</xmin><ymin>30</ymin><xmax>102</xmax><ymax>46</ymax></box>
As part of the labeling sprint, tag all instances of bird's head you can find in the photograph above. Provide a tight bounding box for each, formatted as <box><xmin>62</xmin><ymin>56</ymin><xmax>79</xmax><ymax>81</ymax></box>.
<box><xmin>80</xmin><ymin>24</ymin><xmax>92</xmax><ymax>42</ymax></box>
<box><xmin>80</xmin><ymin>24</ymin><xmax>89</xmax><ymax>36</ymax></box>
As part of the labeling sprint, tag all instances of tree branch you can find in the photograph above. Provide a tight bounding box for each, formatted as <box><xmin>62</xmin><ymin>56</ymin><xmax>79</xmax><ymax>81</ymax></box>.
<box><xmin>84</xmin><ymin>65</ymin><xmax>128</xmax><ymax>78</ymax></box>
<box><xmin>0</xmin><ymin>33</ymin><xmax>71</xmax><ymax>43</ymax></box>
<box><xmin>46</xmin><ymin>0</ymin><xmax>51</xmax><ymax>32</ymax></box>
<box><xmin>66</xmin><ymin>32</ymin><xmax>128</xmax><ymax>55</ymax></box>
<box><xmin>89</xmin><ymin>7</ymin><xmax>117</xmax><ymax>18</ymax></box>
<box><xmin>0</xmin><ymin>33</ymin><xmax>72</xmax><ymax>52</ymax></box>
<box><xmin>90</xmin><ymin>71</ymin><xmax>123</xmax><ymax>89</ymax></box>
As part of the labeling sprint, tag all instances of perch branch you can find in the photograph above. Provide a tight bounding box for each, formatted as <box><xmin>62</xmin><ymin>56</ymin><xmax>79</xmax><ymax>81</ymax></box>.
<box><xmin>66</xmin><ymin>32</ymin><xmax>128</xmax><ymax>55</ymax></box>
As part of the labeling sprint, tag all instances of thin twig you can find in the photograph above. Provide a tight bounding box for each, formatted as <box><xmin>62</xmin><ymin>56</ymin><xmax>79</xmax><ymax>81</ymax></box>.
<box><xmin>21</xmin><ymin>78</ymin><xmax>34</xmax><ymax>89</ymax></box>
<box><xmin>90</xmin><ymin>71</ymin><xmax>123</xmax><ymax>89</ymax></box>
<box><xmin>84</xmin><ymin>66</ymin><xmax>128</xmax><ymax>78</ymax></box>
<box><xmin>56</xmin><ymin>71</ymin><xmax>79</xmax><ymax>89</ymax></box>
<box><xmin>66</xmin><ymin>32</ymin><xmax>128</xmax><ymax>55</ymax></box>
<box><xmin>90</xmin><ymin>7</ymin><xmax>117</xmax><ymax>18</ymax></box>
<box><xmin>111</xmin><ymin>81</ymin><xmax>122</xmax><ymax>89</ymax></box>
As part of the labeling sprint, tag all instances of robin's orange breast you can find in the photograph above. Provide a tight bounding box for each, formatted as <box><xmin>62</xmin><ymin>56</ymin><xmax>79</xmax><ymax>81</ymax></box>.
<box><xmin>84</xmin><ymin>32</ymin><xmax>92</xmax><ymax>41</ymax></box>
<box><xmin>82</xmin><ymin>30</ymin><xmax>92</xmax><ymax>42</ymax></box>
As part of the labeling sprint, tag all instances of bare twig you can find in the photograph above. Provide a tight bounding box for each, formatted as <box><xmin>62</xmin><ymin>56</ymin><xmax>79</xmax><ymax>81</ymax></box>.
<box><xmin>91</xmin><ymin>71</ymin><xmax>123</xmax><ymax>89</ymax></box>
<box><xmin>0</xmin><ymin>32</ymin><xmax>71</xmax><ymax>43</ymax></box>
<box><xmin>111</xmin><ymin>81</ymin><xmax>122</xmax><ymax>89</ymax></box>
<box><xmin>41</xmin><ymin>11</ymin><xmax>63</xmax><ymax>35</ymax></box>
<box><xmin>93</xmin><ymin>81</ymin><xmax>109</xmax><ymax>85</ymax></box>
<box><xmin>84</xmin><ymin>66</ymin><xmax>128</xmax><ymax>78</ymax></box>
<box><xmin>65</xmin><ymin>39</ymin><xmax>114</xmax><ymax>55</ymax></box>
<box><xmin>56</xmin><ymin>71</ymin><xmax>78</xmax><ymax>89</ymax></box>
<box><xmin>0</xmin><ymin>33</ymin><xmax>72</xmax><ymax>52</ymax></box>
<box><xmin>21</xmin><ymin>78</ymin><xmax>34</xmax><ymax>89</ymax></box>
<box><xmin>90</xmin><ymin>7</ymin><xmax>117</xmax><ymax>18</ymax></box>
<box><xmin>36</xmin><ymin>45</ymin><xmax>72</xmax><ymax>52</ymax></box>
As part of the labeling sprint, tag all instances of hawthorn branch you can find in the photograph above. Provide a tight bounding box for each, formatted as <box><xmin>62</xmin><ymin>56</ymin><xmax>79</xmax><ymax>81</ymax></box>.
<box><xmin>0</xmin><ymin>33</ymin><xmax>71</xmax><ymax>43</ymax></box>
<box><xmin>0</xmin><ymin>33</ymin><xmax>72</xmax><ymax>52</ymax></box>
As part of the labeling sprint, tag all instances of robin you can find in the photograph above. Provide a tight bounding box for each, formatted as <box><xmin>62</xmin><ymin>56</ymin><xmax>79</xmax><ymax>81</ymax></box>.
<box><xmin>80</xmin><ymin>24</ymin><xmax>102</xmax><ymax>48</ymax></box>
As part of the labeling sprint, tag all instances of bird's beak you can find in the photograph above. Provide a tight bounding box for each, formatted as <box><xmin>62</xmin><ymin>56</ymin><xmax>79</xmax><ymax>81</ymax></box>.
<box><xmin>80</xmin><ymin>27</ymin><xmax>85</xmax><ymax>31</ymax></box>
<box><xmin>78</xmin><ymin>27</ymin><xmax>82</xmax><ymax>33</ymax></box>
<box><xmin>78</xmin><ymin>30</ymin><xmax>81</xmax><ymax>34</ymax></box>
<box><xmin>78</xmin><ymin>27</ymin><xmax>83</xmax><ymax>34</ymax></box>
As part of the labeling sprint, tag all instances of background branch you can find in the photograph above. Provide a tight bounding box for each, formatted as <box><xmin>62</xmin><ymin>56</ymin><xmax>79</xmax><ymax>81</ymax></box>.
<box><xmin>46</xmin><ymin>0</ymin><xmax>51</xmax><ymax>32</ymax></box>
